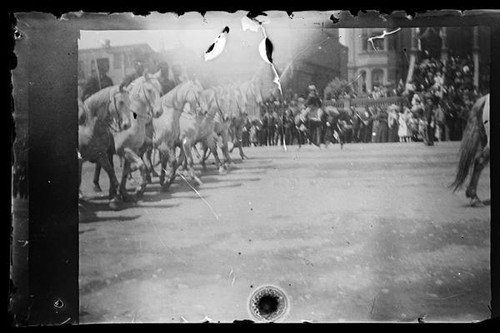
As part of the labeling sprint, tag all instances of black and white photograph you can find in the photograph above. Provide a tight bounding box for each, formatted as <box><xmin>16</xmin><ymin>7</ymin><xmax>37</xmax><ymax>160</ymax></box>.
<box><xmin>9</xmin><ymin>10</ymin><xmax>499</xmax><ymax>325</ymax></box>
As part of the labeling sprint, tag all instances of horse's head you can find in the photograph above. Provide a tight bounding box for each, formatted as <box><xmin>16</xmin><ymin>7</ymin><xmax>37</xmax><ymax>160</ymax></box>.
<box><xmin>109</xmin><ymin>86</ymin><xmax>132</xmax><ymax>130</ymax></box>
<box><xmin>128</xmin><ymin>74</ymin><xmax>163</xmax><ymax>120</ymax></box>
<box><xmin>183</xmin><ymin>80</ymin><xmax>207</xmax><ymax>115</ymax></box>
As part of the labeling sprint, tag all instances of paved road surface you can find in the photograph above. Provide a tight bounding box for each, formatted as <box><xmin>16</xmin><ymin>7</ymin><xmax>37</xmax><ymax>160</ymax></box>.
<box><xmin>78</xmin><ymin>141</ymin><xmax>491</xmax><ymax>323</ymax></box>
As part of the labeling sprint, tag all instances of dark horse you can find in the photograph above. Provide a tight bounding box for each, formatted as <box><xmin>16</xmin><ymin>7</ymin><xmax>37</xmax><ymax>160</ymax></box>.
<box><xmin>78</xmin><ymin>85</ymin><xmax>132</xmax><ymax>209</ymax></box>
<box><xmin>450</xmin><ymin>94</ymin><xmax>490</xmax><ymax>207</ymax></box>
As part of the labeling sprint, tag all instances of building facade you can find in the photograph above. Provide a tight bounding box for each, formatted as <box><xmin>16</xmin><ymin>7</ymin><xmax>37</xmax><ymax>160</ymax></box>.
<box><xmin>78</xmin><ymin>43</ymin><xmax>159</xmax><ymax>90</ymax></box>
<box><xmin>341</xmin><ymin>26</ymin><xmax>490</xmax><ymax>96</ymax></box>
<box><xmin>281</xmin><ymin>29</ymin><xmax>348</xmax><ymax>98</ymax></box>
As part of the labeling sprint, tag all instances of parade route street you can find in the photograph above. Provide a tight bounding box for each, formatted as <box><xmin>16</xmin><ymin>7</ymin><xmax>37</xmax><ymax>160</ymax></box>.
<box><xmin>78</xmin><ymin>141</ymin><xmax>491</xmax><ymax>323</ymax></box>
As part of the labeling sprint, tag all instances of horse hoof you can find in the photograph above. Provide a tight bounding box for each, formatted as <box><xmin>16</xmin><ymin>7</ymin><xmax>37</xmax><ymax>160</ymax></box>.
<box><xmin>161</xmin><ymin>181</ymin><xmax>171</xmax><ymax>192</ymax></box>
<box><xmin>470</xmin><ymin>198</ymin><xmax>485</xmax><ymax>207</ymax></box>
<box><xmin>109</xmin><ymin>198</ymin><xmax>122</xmax><ymax>211</ymax></box>
<box><xmin>93</xmin><ymin>184</ymin><xmax>102</xmax><ymax>193</ymax></box>
<box><xmin>120</xmin><ymin>193</ymin><xmax>136</xmax><ymax>203</ymax></box>
<box><xmin>218</xmin><ymin>167</ymin><xmax>227</xmax><ymax>175</ymax></box>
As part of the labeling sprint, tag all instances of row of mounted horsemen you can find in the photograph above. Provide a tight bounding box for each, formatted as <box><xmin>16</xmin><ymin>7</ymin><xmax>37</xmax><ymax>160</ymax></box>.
<box><xmin>78</xmin><ymin>66</ymin><xmax>491</xmax><ymax>210</ymax></box>
<box><xmin>78</xmin><ymin>67</ymin><xmax>273</xmax><ymax>210</ymax></box>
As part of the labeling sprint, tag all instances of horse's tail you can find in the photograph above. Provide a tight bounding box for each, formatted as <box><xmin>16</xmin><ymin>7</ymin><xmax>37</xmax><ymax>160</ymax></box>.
<box><xmin>450</xmin><ymin>98</ymin><xmax>485</xmax><ymax>192</ymax></box>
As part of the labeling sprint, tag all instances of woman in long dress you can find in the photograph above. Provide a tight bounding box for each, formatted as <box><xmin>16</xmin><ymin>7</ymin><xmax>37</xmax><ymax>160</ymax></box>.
<box><xmin>398</xmin><ymin>108</ymin><xmax>409</xmax><ymax>142</ymax></box>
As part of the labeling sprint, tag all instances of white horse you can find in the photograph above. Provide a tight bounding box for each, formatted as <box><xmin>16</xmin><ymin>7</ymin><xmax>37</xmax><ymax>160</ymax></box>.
<box><xmin>113</xmin><ymin>74</ymin><xmax>163</xmax><ymax>199</ymax></box>
<box><xmin>149</xmin><ymin>79</ymin><xmax>206</xmax><ymax>191</ymax></box>
<box><xmin>178</xmin><ymin>87</ymin><xmax>232</xmax><ymax>179</ymax></box>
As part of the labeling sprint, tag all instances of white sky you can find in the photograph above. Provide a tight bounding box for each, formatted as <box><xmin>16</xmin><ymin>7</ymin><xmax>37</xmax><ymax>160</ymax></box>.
<box><xmin>79</xmin><ymin>29</ymin><xmax>218</xmax><ymax>52</ymax></box>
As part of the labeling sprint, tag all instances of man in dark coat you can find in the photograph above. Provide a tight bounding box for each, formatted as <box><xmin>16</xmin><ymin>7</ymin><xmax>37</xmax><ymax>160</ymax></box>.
<box><xmin>156</xmin><ymin>61</ymin><xmax>176</xmax><ymax>96</ymax></box>
<box><xmin>82</xmin><ymin>61</ymin><xmax>114</xmax><ymax>101</ymax></box>
<box><xmin>422</xmin><ymin>93</ymin><xmax>436</xmax><ymax>146</ymax></box>
<box><xmin>375</xmin><ymin>107</ymin><xmax>389</xmax><ymax>143</ymax></box>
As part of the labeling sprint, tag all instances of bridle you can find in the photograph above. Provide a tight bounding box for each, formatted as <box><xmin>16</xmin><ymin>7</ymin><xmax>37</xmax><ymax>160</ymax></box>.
<box><xmin>213</xmin><ymin>91</ymin><xmax>228</xmax><ymax>121</ymax></box>
<box><xmin>104</xmin><ymin>90</ymin><xmax>126</xmax><ymax>132</ymax></box>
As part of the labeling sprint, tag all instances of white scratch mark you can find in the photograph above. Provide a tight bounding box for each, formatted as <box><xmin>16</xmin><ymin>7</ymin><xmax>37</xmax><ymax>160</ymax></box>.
<box><xmin>177</xmin><ymin>172</ymin><xmax>220</xmax><ymax>222</ymax></box>
<box><xmin>144</xmin><ymin>214</ymin><xmax>189</xmax><ymax>266</ymax></box>
<box><xmin>228</xmin><ymin>266</ymin><xmax>236</xmax><ymax>286</ymax></box>
<box><xmin>367</xmin><ymin>28</ymin><xmax>401</xmax><ymax>51</ymax></box>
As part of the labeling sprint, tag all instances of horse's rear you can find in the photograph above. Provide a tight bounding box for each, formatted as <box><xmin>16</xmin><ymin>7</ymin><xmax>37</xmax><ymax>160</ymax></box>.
<box><xmin>450</xmin><ymin>94</ymin><xmax>490</xmax><ymax>206</ymax></box>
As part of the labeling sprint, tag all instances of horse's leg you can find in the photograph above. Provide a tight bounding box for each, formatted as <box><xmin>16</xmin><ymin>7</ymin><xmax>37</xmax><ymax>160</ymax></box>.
<box><xmin>200</xmin><ymin>142</ymin><xmax>209</xmax><ymax>170</ymax></box>
<box><xmin>148</xmin><ymin>147</ymin><xmax>160</xmax><ymax>178</ymax></box>
<box><xmin>208</xmin><ymin>137</ymin><xmax>225</xmax><ymax>174</ymax></box>
<box><xmin>235</xmin><ymin>129</ymin><xmax>248</xmax><ymax>160</ymax></box>
<box><xmin>163</xmin><ymin>147</ymin><xmax>179</xmax><ymax>191</ymax></box>
<box><xmin>220</xmin><ymin>131</ymin><xmax>232</xmax><ymax>167</ymax></box>
<box><xmin>92</xmin><ymin>162</ymin><xmax>102</xmax><ymax>192</ymax></box>
<box><xmin>193</xmin><ymin>144</ymin><xmax>202</xmax><ymax>161</ymax></box>
<box><xmin>159</xmin><ymin>150</ymin><xmax>169</xmax><ymax>190</ymax></box>
<box><xmin>123</xmin><ymin>147</ymin><xmax>148</xmax><ymax>198</ymax></box>
<box><xmin>138</xmin><ymin>143</ymin><xmax>152</xmax><ymax>184</ymax></box>
<box><xmin>94</xmin><ymin>153</ymin><xmax>126</xmax><ymax>209</ymax></box>
<box><xmin>182</xmin><ymin>139</ymin><xmax>202</xmax><ymax>185</ymax></box>
<box><xmin>119</xmin><ymin>157</ymin><xmax>131</xmax><ymax>198</ymax></box>
<box><xmin>466</xmin><ymin>147</ymin><xmax>490</xmax><ymax>207</ymax></box>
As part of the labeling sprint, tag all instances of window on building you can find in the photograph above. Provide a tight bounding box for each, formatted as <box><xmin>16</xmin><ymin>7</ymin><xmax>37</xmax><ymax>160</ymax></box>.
<box><xmin>359</xmin><ymin>70</ymin><xmax>367</xmax><ymax>93</ymax></box>
<box><xmin>368</xmin><ymin>31</ymin><xmax>386</xmax><ymax>52</ymax></box>
<box><xmin>372</xmin><ymin>68</ymin><xmax>384</xmax><ymax>88</ymax></box>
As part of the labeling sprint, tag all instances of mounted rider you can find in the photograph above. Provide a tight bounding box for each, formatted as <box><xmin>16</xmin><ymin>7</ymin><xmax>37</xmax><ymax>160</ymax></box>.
<box><xmin>82</xmin><ymin>60</ymin><xmax>114</xmax><ymax>101</ymax></box>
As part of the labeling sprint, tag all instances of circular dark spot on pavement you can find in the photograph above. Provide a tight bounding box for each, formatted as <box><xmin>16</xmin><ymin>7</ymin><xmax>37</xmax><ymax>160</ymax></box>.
<box><xmin>249</xmin><ymin>285</ymin><xmax>289</xmax><ymax>322</ymax></box>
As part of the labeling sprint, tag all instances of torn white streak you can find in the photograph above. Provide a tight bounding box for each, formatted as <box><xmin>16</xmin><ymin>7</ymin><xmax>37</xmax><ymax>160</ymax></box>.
<box><xmin>241</xmin><ymin>16</ymin><xmax>260</xmax><ymax>32</ymax></box>
<box><xmin>367</xmin><ymin>28</ymin><xmax>401</xmax><ymax>51</ymax></box>
<box><xmin>204</xmin><ymin>28</ymin><xmax>228</xmax><ymax>62</ymax></box>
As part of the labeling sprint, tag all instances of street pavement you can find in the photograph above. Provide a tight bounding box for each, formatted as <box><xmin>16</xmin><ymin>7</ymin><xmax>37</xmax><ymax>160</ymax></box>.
<box><xmin>78</xmin><ymin>141</ymin><xmax>491</xmax><ymax>323</ymax></box>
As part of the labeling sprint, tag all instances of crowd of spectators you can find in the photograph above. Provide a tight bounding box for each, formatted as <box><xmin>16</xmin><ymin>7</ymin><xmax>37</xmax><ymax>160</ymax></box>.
<box><xmin>240</xmin><ymin>53</ymin><xmax>485</xmax><ymax>148</ymax></box>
